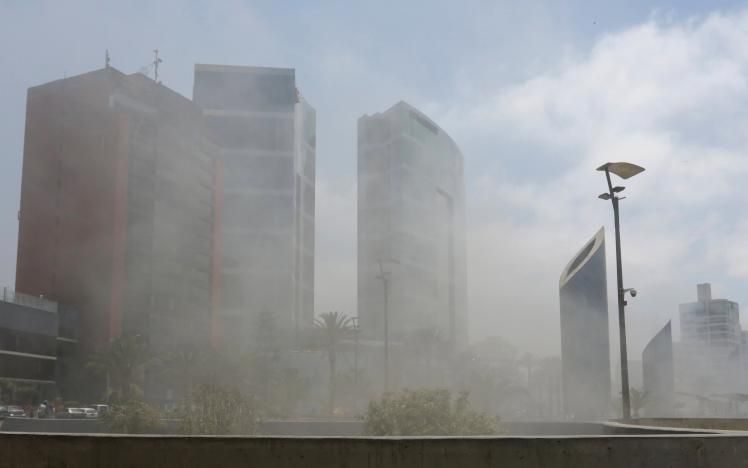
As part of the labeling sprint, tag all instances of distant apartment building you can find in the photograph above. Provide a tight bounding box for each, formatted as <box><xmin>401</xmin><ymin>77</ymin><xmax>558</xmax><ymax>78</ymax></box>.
<box><xmin>559</xmin><ymin>227</ymin><xmax>610</xmax><ymax>419</ymax></box>
<box><xmin>15</xmin><ymin>67</ymin><xmax>218</xmax><ymax>363</ymax></box>
<box><xmin>193</xmin><ymin>65</ymin><xmax>316</xmax><ymax>350</ymax></box>
<box><xmin>678</xmin><ymin>283</ymin><xmax>743</xmax><ymax>394</ymax></box>
<box><xmin>357</xmin><ymin>101</ymin><xmax>467</xmax><ymax>353</ymax></box>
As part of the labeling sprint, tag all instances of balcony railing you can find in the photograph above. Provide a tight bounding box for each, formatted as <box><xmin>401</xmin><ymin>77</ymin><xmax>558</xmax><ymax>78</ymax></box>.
<box><xmin>1</xmin><ymin>287</ymin><xmax>58</xmax><ymax>313</ymax></box>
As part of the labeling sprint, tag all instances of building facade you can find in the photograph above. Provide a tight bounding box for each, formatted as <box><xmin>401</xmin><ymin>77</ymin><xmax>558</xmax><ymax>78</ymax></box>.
<box><xmin>357</xmin><ymin>101</ymin><xmax>467</xmax><ymax>355</ymax></box>
<box><xmin>16</xmin><ymin>67</ymin><xmax>218</xmax><ymax>362</ymax></box>
<box><xmin>193</xmin><ymin>64</ymin><xmax>316</xmax><ymax>351</ymax></box>
<box><xmin>559</xmin><ymin>227</ymin><xmax>610</xmax><ymax>419</ymax></box>
<box><xmin>0</xmin><ymin>289</ymin><xmax>58</xmax><ymax>391</ymax></box>
<box><xmin>678</xmin><ymin>283</ymin><xmax>742</xmax><ymax>395</ymax></box>
<box><xmin>642</xmin><ymin>321</ymin><xmax>674</xmax><ymax>415</ymax></box>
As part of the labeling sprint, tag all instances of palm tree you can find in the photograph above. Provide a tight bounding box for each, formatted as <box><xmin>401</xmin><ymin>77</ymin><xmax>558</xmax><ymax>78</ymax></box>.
<box><xmin>87</xmin><ymin>335</ymin><xmax>150</xmax><ymax>401</ymax></box>
<box><xmin>315</xmin><ymin>311</ymin><xmax>353</xmax><ymax>416</ymax></box>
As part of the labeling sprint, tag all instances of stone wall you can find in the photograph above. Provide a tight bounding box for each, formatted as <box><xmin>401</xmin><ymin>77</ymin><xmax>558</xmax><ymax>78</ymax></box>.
<box><xmin>2</xmin><ymin>433</ymin><xmax>748</xmax><ymax>468</ymax></box>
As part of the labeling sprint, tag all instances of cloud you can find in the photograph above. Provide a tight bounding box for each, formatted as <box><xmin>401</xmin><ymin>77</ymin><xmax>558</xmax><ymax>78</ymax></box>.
<box><xmin>433</xmin><ymin>8</ymin><xmax>748</xmax><ymax>355</ymax></box>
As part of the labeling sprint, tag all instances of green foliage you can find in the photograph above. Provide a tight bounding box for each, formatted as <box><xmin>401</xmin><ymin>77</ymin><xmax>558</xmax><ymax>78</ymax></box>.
<box><xmin>87</xmin><ymin>335</ymin><xmax>151</xmax><ymax>401</ymax></box>
<box><xmin>364</xmin><ymin>389</ymin><xmax>501</xmax><ymax>436</ymax></box>
<box><xmin>175</xmin><ymin>383</ymin><xmax>259</xmax><ymax>435</ymax></box>
<box><xmin>103</xmin><ymin>399</ymin><xmax>162</xmax><ymax>434</ymax></box>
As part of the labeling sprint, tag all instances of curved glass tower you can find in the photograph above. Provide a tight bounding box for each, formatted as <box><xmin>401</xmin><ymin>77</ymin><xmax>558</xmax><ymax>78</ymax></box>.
<box><xmin>559</xmin><ymin>227</ymin><xmax>610</xmax><ymax>419</ymax></box>
<box><xmin>642</xmin><ymin>320</ymin><xmax>674</xmax><ymax>415</ymax></box>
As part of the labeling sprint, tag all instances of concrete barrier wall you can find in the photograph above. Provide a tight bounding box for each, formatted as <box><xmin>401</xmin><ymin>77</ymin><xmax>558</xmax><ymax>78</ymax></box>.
<box><xmin>2</xmin><ymin>433</ymin><xmax>748</xmax><ymax>468</ymax></box>
<box><xmin>1</xmin><ymin>418</ymin><xmax>364</xmax><ymax>436</ymax></box>
<box><xmin>4</xmin><ymin>418</ymin><xmax>716</xmax><ymax>437</ymax></box>
<box><xmin>631</xmin><ymin>418</ymin><xmax>748</xmax><ymax>431</ymax></box>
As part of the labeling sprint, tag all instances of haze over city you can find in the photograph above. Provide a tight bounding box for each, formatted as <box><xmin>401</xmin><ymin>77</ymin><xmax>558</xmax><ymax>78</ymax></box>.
<box><xmin>2</xmin><ymin>0</ymin><xmax>748</xmax><ymax>359</ymax></box>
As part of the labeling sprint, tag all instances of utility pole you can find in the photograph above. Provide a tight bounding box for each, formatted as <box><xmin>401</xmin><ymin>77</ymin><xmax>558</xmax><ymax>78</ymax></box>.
<box><xmin>353</xmin><ymin>317</ymin><xmax>360</xmax><ymax>386</ymax></box>
<box><xmin>376</xmin><ymin>261</ymin><xmax>391</xmax><ymax>393</ymax></box>
<box><xmin>105</xmin><ymin>49</ymin><xmax>111</xmax><ymax>69</ymax></box>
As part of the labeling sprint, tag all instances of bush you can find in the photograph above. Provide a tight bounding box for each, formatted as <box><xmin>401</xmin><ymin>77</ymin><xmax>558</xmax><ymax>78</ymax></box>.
<box><xmin>364</xmin><ymin>389</ymin><xmax>500</xmax><ymax>436</ymax></box>
<box><xmin>175</xmin><ymin>383</ymin><xmax>259</xmax><ymax>435</ymax></box>
<box><xmin>103</xmin><ymin>399</ymin><xmax>162</xmax><ymax>434</ymax></box>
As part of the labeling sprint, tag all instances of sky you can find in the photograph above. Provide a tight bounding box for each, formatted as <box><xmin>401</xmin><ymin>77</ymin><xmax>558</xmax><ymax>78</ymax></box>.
<box><xmin>1</xmin><ymin>0</ymin><xmax>748</xmax><ymax>358</ymax></box>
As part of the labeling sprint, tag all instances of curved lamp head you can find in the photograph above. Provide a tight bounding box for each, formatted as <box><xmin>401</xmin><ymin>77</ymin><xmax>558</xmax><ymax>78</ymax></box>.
<box><xmin>596</xmin><ymin>162</ymin><xmax>645</xmax><ymax>179</ymax></box>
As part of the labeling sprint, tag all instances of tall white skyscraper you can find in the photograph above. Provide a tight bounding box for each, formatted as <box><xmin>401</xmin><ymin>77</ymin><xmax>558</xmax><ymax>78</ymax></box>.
<box><xmin>193</xmin><ymin>65</ymin><xmax>315</xmax><ymax>351</ymax></box>
<box><xmin>357</xmin><ymin>101</ymin><xmax>467</xmax><ymax>352</ymax></box>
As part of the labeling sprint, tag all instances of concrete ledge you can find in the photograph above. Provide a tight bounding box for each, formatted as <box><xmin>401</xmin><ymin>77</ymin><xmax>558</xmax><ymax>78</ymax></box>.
<box><xmin>2</xmin><ymin>433</ymin><xmax>748</xmax><ymax>467</ymax></box>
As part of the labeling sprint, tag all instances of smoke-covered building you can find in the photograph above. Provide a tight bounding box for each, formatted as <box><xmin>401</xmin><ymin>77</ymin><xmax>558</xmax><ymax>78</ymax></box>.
<box><xmin>678</xmin><ymin>283</ymin><xmax>742</xmax><ymax>395</ymax></box>
<box><xmin>0</xmin><ymin>288</ymin><xmax>79</xmax><ymax>402</ymax></box>
<box><xmin>193</xmin><ymin>65</ymin><xmax>316</xmax><ymax>351</ymax></box>
<box><xmin>16</xmin><ymin>67</ymin><xmax>219</xmax><ymax>364</ymax></box>
<box><xmin>642</xmin><ymin>321</ymin><xmax>674</xmax><ymax>415</ymax></box>
<box><xmin>357</xmin><ymin>101</ymin><xmax>467</xmax><ymax>355</ymax></box>
<box><xmin>559</xmin><ymin>227</ymin><xmax>610</xmax><ymax>419</ymax></box>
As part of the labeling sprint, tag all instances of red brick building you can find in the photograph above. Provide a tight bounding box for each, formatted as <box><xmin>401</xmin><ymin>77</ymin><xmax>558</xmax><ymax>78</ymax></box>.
<box><xmin>16</xmin><ymin>67</ymin><xmax>220</xmax><ymax>366</ymax></box>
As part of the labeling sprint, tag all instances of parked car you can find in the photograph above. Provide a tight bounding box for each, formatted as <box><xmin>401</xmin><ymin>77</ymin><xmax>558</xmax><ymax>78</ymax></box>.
<box><xmin>88</xmin><ymin>404</ymin><xmax>109</xmax><ymax>416</ymax></box>
<box><xmin>82</xmin><ymin>407</ymin><xmax>99</xmax><ymax>418</ymax></box>
<box><xmin>0</xmin><ymin>405</ymin><xmax>26</xmax><ymax>417</ymax></box>
<box><xmin>58</xmin><ymin>407</ymin><xmax>87</xmax><ymax>419</ymax></box>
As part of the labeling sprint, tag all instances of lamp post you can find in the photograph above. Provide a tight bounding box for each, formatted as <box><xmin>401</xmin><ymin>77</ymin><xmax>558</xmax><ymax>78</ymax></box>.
<box><xmin>376</xmin><ymin>259</ymin><xmax>398</xmax><ymax>393</ymax></box>
<box><xmin>597</xmin><ymin>162</ymin><xmax>644</xmax><ymax>421</ymax></box>
<box><xmin>352</xmin><ymin>316</ymin><xmax>360</xmax><ymax>386</ymax></box>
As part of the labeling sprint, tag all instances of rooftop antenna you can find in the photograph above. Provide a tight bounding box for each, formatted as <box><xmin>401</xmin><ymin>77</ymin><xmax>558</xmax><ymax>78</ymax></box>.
<box><xmin>153</xmin><ymin>49</ymin><xmax>162</xmax><ymax>83</ymax></box>
<box><xmin>105</xmin><ymin>49</ymin><xmax>111</xmax><ymax>69</ymax></box>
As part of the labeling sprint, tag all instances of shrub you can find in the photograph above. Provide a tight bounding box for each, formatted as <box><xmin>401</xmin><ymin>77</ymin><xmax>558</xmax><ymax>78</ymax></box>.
<box><xmin>103</xmin><ymin>399</ymin><xmax>162</xmax><ymax>434</ymax></box>
<box><xmin>364</xmin><ymin>389</ymin><xmax>500</xmax><ymax>436</ymax></box>
<box><xmin>175</xmin><ymin>383</ymin><xmax>259</xmax><ymax>435</ymax></box>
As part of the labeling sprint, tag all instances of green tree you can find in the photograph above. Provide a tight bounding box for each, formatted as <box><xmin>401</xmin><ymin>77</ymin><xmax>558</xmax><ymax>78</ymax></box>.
<box><xmin>86</xmin><ymin>335</ymin><xmax>151</xmax><ymax>401</ymax></box>
<box><xmin>103</xmin><ymin>399</ymin><xmax>162</xmax><ymax>434</ymax></box>
<box><xmin>314</xmin><ymin>311</ymin><xmax>353</xmax><ymax>416</ymax></box>
<box><xmin>364</xmin><ymin>389</ymin><xmax>500</xmax><ymax>436</ymax></box>
<box><xmin>175</xmin><ymin>383</ymin><xmax>259</xmax><ymax>435</ymax></box>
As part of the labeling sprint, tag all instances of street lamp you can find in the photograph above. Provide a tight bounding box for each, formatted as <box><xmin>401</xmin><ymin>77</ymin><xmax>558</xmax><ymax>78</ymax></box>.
<box><xmin>376</xmin><ymin>259</ymin><xmax>399</xmax><ymax>393</ymax></box>
<box><xmin>597</xmin><ymin>161</ymin><xmax>645</xmax><ymax>421</ymax></box>
<box><xmin>352</xmin><ymin>316</ymin><xmax>360</xmax><ymax>386</ymax></box>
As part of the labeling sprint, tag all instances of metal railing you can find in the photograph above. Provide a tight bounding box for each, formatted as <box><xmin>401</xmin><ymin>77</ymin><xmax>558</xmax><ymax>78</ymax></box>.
<box><xmin>1</xmin><ymin>287</ymin><xmax>58</xmax><ymax>313</ymax></box>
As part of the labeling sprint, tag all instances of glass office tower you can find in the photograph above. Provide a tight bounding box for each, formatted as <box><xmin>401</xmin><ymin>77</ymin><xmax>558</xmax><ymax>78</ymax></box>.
<box><xmin>358</xmin><ymin>101</ymin><xmax>467</xmax><ymax>352</ymax></box>
<box><xmin>559</xmin><ymin>227</ymin><xmax>611</xmax><ymax>419</ymax></box>
<box><xmin>194</xmin><ymin>65</ymin><xmax>315</xmax><ymax>350</ymax></box>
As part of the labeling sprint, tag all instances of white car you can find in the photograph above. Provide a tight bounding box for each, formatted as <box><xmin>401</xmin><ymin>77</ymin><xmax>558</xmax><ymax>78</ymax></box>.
<box><xmin>82</xmin><ymin>408</ymin><xmax>99</xmax><ymax>418</ymax></box>
<box><xmin>61</xmin><ymin>408</ymin><xmax>86</xmax><ymax>419</ymax></box>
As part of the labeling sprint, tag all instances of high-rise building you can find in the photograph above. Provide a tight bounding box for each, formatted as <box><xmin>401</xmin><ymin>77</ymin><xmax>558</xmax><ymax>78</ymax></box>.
<box><xmin>16</xmin><ymin>67</ymin><xmax>219</xmax><ymax>363</ymax></box>
<box><xmin>559</xmin><ymin>227</ymin><xmax>610</xmax><ymax>419</ymax></box>
<box><xmin>642</xmin><ymin>321</ymin><xmax>674</xmax><ymax>415</ymax></box>
<box><xmin>678</xmin><ymin>283</ymin><xmax>742</xmax><ymax>394</ymax></box>
<box><xmin>193</xmin><ymin>65</ymin><xmax>316</xmax><ymax>350</ymax></box>
<box><xmin>357</xmin><ymin>101</ymin><xmax>467</xmax><ymax>352</ymax></box>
